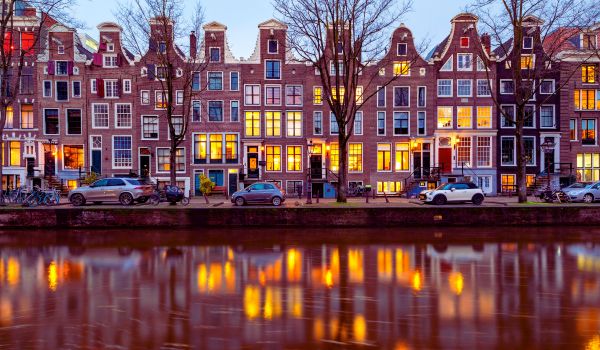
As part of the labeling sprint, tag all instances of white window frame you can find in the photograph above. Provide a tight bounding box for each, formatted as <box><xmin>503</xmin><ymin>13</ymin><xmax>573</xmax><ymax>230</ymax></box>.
<box><xmin>55</xmin><ymin>81</ymin><xmax>69</xmax><ymax>102</ymax></box>
<box><xmin>230</xmin><ymin>100</ymin><xmax>239</xmax><ymax>122</ymax></box>
<box><xmin>376</xmin><ymin>86</ymin><xmax>386</xmax><ymax>107</ymax></box>
<box><xmin>540</xmin><ymin>104</ymin><xmax>556</xmax><ymax>129</ymax></box>
<box><xmin>354</xmin><ymin>111</ymin><xmax>363</xmax><ymax>136</ymax></box>
<box><xmin>123</xmin><ymin>79</ymin><xmax>132</xmax><ymax>94</ymax></box>
<box><xmin>539</xmin><ymin>79</ymin><xmax>555</xmax><ymax>94</ymax></box>
<box><xmin>264</xmin><ymin>84</ymin><xmax>282</xmax><ymax>106</ymax></box>
<box><xmin>393</xmin><ymin>111</ymin><xmax>410</xmax><ymax>136</ymax></box>
<box><xmin>43</xmin><ymin>80</ymin><xmax>52</xmax><ymax>97</ymax></box>
<box><xmin>114</xmin><ymin>103</ymin><xmax>133</xmax><ymax>129</ymax></box>
<box><xmin>176</xmin><ymin>90</ymin><xmax>184</xmax><ymax>105</ymax></box>
<box><xmin>377</xmin><ymin>111</ymin><xmax>386</xmax><ymax>136</ymax></box>
<box><xmin>417</xmin><ymin>111</ymin><xmax>426</xmax><ymax>136</ymax></box>
<box><xmin>244</xmin><ymin>84</ymin><xmax>261</xmax><ymax>106</ymax></box>
<box><xmin>501</xmin><ymin>136</ymin><xmax>516</xmax><ymax>166</ymax></box>
<box><xmin>440</xmin><ymin>56</ymin><xmax>453</xmax><ymax>71</ymax></box>
<box><xmin>112</xmin><ymin>136</ymin><xmax>132</xmax><ymax>169</ymax></box>
<box><xmin>264</xmin><ymin>59</ymin><xmax>282</xmax><ymax>80</ymax></box>
<box><xmin>523</xmin><ymin>136</ymin><xmax>536</xmax><ymax>166</ymax></box>
<box><xmin>393</xmin><ymin>86</ymin><xmax>410</xmax><ymax>108</ymax></box>
<box><xmin>313</xmin><ymin>111</ymin><xmax>323</xmax><ymax>136</ymax></box>
<box><xmin>267</xmin><ymin>39</ymin><xmax>278</xmax><ymax>54</ymax></box>
<box><xmin>103</xmin><ymin>54</ymin><xmax>118</xmax><ymax>68</ymax></box>
<box><xmin>155</xmin><ymin>147</ymin><xmax>186</xmax><ymax>173</ymax></box>
<box><xmin>499</xmin><ymin>79</ymin><xmax>514</xmax><ymax>94</ymax></box>
<box><xmin>140</xmin><ymin>90</ymin><xmax>150</xmax><ymax>105</ymax></box>
<box><xmin>104</xmin><ymin>79</ymin><xmax>118</xmax><ymax>98</ymax></box>
<box><xmin>92</xmin><ymin>103</ymin><xmax>110</xmax><ymax>129</ymax></box>
<box><xmin>500</xmin><ymin>104</ymin><xmax>516</xmax><ymax>129</ymax></box>
<box><xmin>457</xmin><ymin>53</ymin><xmax>473</xmax><ymax>71</ymax></box>
<box><xmin>43</xmin><ymin>108</ymin><xmax>59</xmax><ymax>135</ymax></box>
<box><xmin>456</xmin><ymin>79</ymin><xmax>472</xmax><ymax>97</ymax></box>
<box><xmin>141</xmin><ymin>115</ymin><xmax>159</xmax><ymax>140</ymax></box>
<box><xmin>437</xmin><ymin>79</ymin><xmax>453</xmax><ymax>97</ymax></box>
<box><xmin>209</xmin><ymin>47</ymin><xmax>221</xmax><ymax>62</ymax></box>
<box><xmin>417</xmin><ymin>86</ymin><xmax>426</xmax><ymax>108</ymax></box>
<box><xmin>285</xmin><ymin>84</ymin><xmax>303</xmax><ymax>107</ymax></box>
<box><xmin>230</xmin><ymin>71</ymin><xmax>240</xmax><ymax>91</ymax></box>
<box><xmin>65</xmin><ymin>109</ymin><xmax>82</xmax><ymax>136</ymax></box>
<box><xmin>476</xmin><ymin>79</ymin><xmax>492</xmax><ymax>97</ymax></box>
<box><xmin>90</xmin><ymin>79</ymin><xmax>97</xmax><ymax>94</ymax></box>
<box><xmin>71</xmin><ymin>81</ymin><xmax>81</xmax><ymax>98</ymax></box>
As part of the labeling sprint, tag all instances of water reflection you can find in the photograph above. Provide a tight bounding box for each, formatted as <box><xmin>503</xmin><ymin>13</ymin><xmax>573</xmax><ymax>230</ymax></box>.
<box><xmin>1</xmin><ymin>228</ymin><xmax>600</xmax><ymax>349</ymax></box>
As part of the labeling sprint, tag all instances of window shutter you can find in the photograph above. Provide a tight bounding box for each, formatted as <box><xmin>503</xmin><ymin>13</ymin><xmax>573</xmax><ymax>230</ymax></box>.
<box><xmin>97</xmin><ymin>78</ymin><xmax>104</xmax><ymax>97</ymax></box>
<box><xmin>92</xmin><ymin>53</ymin><xmax>102</xmax><ymax>66</ymax></box>
<box><xmin>67</xmin><ymin>61</ymin><xmax>74</xmax><ymax>75</ymax></box>
<box><xmin>147</xmin><ymin>64</ymin><xmax>155</xmax><ymax>80</ymax></box>
<box><xmin>47</xmin><ymin>61</ymin><xmax>54</xmax><ymax>75</ymax></box>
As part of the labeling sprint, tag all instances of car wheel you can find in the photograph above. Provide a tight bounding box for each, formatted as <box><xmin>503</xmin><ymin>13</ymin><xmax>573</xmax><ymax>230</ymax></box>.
<box><xmin>433</xmin><ymin>194</ymin><xmax>447</xmax><ymax>205</ymax></box>
<box><xmin>119</xmin><ymin>192</ymin><xmax>134</xmax><ymax>206</ymax></box>
<box><xmin>472</xmin><ymin>194</ymin><xmax>484</xmax><ymax>205</ymax></box>
<box><xmin>235</xmin><ymin>197</ymin><xmax>245</xmax><ymax>206</ymax></box>
<box><xmin>272</xmin><ymin>196</ymin><xmax>282</xmax><ymax>206</ymax></box>
<box><xmin>584</xmin><ymin>193</ymin><xmax>594</xmax><ymax>203</ymax></box>
<box><xmin>70</xmin><ymin>194</ymin><xmax>86</xmax><ymax>206</ymax></box>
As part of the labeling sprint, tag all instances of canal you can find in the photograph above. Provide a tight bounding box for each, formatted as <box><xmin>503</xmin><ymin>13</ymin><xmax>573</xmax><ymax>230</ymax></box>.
<box><xmin>1</xmin><ymin>227</ymin><xmax>600</xmax><ymax>349</ymax></box>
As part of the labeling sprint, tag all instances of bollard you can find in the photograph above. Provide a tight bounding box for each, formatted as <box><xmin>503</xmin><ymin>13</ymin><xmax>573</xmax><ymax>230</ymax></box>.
<box><xmin>316</xmin><ymin>190</ymin><xmax>320</xmax><ymax>203</ymax></box>
<box><xmin>384</xmin><ymin>192</ymin><xmax>389</xmax><ymax>203</ymax></box>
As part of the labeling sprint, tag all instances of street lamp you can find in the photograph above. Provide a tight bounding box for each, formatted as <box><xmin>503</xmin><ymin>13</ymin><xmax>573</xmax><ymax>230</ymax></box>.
<box><xmin>541</xmin><ymin>139</ymin><xmax>556</xmax><ymax>191</ymax></box>
<box><xmin>306</xmin><ymin>140</ymin><xmax>315</xmax><ymax>204</ymax></box>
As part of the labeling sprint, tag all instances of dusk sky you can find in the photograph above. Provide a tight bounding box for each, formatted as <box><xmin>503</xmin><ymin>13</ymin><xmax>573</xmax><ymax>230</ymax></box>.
<box><xmin>75</xmin><ymin>0</ymin><xmax>467</xmax><ymax>57</ymax></box>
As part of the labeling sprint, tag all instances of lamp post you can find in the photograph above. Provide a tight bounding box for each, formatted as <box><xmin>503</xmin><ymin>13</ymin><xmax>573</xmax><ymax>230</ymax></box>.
<box><xmin>541</xmin><ymin>139</ymin><xmax>556</xmax><ymax>191</ymax></box>
<box><xmin>306</xmin><ymin>140</ymin><xmax>315</xmax><ymax>204</ymax></box>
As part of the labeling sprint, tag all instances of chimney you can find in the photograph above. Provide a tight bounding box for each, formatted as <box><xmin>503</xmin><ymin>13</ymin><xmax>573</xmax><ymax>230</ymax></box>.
<box><xmin>189</xmin><ymin>31</ymin><xmax>197</xmax><ymax>59</ymax></box>
<box><xmin>481</xmin><ymin>33</ymin><xmax>491</xmax><ymax>55</ymax></box>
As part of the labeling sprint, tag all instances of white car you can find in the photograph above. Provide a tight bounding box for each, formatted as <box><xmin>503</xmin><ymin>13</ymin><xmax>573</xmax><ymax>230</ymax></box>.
<box><xmin>419</xmin><ymin>182</ymin><xmax>485</xmax><ymax>205</ymax></box>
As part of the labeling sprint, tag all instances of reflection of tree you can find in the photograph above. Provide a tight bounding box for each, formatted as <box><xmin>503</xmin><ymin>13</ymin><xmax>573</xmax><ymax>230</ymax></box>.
<box><xmin>336</xmin><ymin>245</ymin><xmax>352</xmax><ymax>342</ymax></box>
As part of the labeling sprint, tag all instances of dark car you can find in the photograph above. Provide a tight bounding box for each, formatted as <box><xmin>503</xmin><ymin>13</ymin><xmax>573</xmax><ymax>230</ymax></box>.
<box><xmin>231</xmin><ymin>182</ymin><xmax>285</xmax><ymax>206</ymax></box>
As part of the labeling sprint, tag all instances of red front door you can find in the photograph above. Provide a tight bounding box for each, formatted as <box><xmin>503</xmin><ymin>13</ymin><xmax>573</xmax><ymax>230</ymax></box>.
<box><xmin>439</xmin><ymin>148</ymin><xmax>452</xmax><ymax>174</ymax></box>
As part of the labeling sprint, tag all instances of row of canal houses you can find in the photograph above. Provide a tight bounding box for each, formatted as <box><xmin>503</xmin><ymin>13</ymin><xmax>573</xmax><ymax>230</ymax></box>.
<box><xmin>2</xmin><ymin>7</ymin><xmax>599</xmax><ymax>197</ymax></box>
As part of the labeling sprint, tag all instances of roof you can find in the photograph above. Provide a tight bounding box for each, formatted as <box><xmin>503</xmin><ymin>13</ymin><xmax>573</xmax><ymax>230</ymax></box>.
<box><xmin>426</xmin><ymin>35</ymin><xmax>449</xmax><ymax>60</ymax></box>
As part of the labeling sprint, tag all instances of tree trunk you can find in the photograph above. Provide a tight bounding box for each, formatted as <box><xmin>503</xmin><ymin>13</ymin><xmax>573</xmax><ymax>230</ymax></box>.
<box><xmin>169</xmin><ymin>141</ymin><xmax>177</xmax><ymax>187</ymax></box>
<box><xmin>203</xmin><ymin>194</ymin><xmax>209</xmax><ymax>204</ymax></box>
<box><xmin>515</xmin><ymin>107</ymin><xmax>527</xmax><ymax>203</ymax></box>
<box><xmin>336</xmin><ymin>133</ymin><xmax>348</xmax><ymax>203</ymax></box>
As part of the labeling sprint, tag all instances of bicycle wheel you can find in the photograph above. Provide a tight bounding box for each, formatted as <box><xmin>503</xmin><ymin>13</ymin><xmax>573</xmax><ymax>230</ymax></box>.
<box><xmin>181</xmin><ymin>197</ymin><xmax>190</xmax><ymax>206</ymax></box>
<box><xmin>149</xmin><ymin>194</ymin><xmax>160</xmax><ymax>205</ymax></box>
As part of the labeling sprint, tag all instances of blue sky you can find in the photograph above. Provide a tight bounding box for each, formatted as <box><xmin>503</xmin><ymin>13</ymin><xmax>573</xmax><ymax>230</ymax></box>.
<box><xmin>75</xmin><ymin>0</ymin><xmax>467</xmax><ymax>58</ymax></box>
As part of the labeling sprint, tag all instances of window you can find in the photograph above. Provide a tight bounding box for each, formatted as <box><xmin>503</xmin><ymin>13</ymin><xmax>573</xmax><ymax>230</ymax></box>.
<box><xmin>457</xmin><ymin>79</ymin><xmax>472</xmax><ymax>97</ymax></box>
<box><xmin>20</xmin><ymin>104</ymin><xmax>33</xmax><ymax>129</ymax></box>
<box><xmin>55</xmin><ymin>81</ymin><xmax>68</xmax><ymax>101</ymax></box>
<box><xmin>441</xmin><ymin>56</ymin><xmax>453</xmax><ymax>71</ymax></box>
<box><xmin>208</xmin><ymin>101</ymin><xmax>223</xmax><ymax>122</ymax></box>
<box><xmin>457</xmin><ymin>54</ymin><xmax>472</xmax><ymax>70</ymax></box>
<box><xmin>268</xmin><ymin>40</ymin><xmax>278</xmax><ymax>54</ymax></box>
<box><xmin>141</xmin><ymin>91</ymin><xmax>150</xmax><ymax>105</ymax></box>
<box><xmin>66</xmin><ymin>109</ymin><xmax>82</xmax><ymax>135</ymax></box>
<box><xmin>583</xmin><ymin>34</ymin><xmax>598</xmax><ymax>50</ymax></box>
<box><xmin>63</xmin><ymin>145</ymin><xmax>84</xmax><ymax>169</ymax></box>
<box><xmin>417</xmin><ymin>86</ymin><xmax>426</xmax><ymax>107</ymax></box>
<box><xmin>377</xmin><ymin>87</ymin><xmax>385</xmax><ymax>107</ymax></box>
<box><xmin>286</xmin><ymin>85</ymin><xmax>302</xmax><ymax>106</ymax></box>
<box><xmin>331</xmin><ymin>87</ymin><xmax>345</xmax><ymax>103</ymax></box>
<box><xmin>477</xmin><ymin>79</ymin><xmax>491</xmax><ymax>96</ymax></box>
<box><xmin>104</xmin><ymin>80</ymin><xmax>118</xmax><ymax>98</ymax></box>
<box><xmin>55</xmin><ymin>61</ymin><xmax>68</xmax><ymax>75</ymax></box>
<box><xmin>437</xmin><ymin>107</ymin><xmax>452</xmax><ymax>128</ymax></box>
<box><xmin>501</xmin><ymin>137</ymin><xmax>515</xmax><ymax>165</ymax></box>
<box><xmin>208</xmin><ymin>72</ymin><xmax>223</xmax><ymax>90</ymax></box>
<box><xmin>245</xmin><ymin>111</ymin><xmax>260</xmax><ymax>136</ymax></box>
<box><xmin>287</xmin><ymin>146</ymin><xmax>302</xmax><ymax>172</ymax></box>
<box><xmin>265</xmin><ymin>111</ymin><xmax>281</xmax><ymax>137</ymax></box>
<box><xmin>394</xmin><ymin>87</ymin><xmax>409</xmax><ymax>107</ymax></box>
<box><xmin>113</xmin><ymin>136</ymin><xmax>132</xmax><ymax>168</ymax></box>
<box><xmin>521</xmin><ymin>55</ymin><xmax>534</xmax><ymax>69</ymax></box>
<box><xmin>500</xmin><ymin>80</ymin><xmax>514</xmax><ymax>94</ymax></box>
<box><xmin>192</xmin><ymin>72</ymin><xmax>201</xmax><ymax>91</ymax></box>
<box><xmin>156</xmin><ymin>66</ymin><xmax>168</xmax><ymax>80</ymax></box>
<box><xmin>460</xmin><ymin>37</ymin><xmax>469</xmax><ymax>48</ymax></box>
<box><xmin>103</xmin><ymin>55</ymin><xmax>117</xmax><ymax>67</ymax></box>
<box><xmin>523</xmin><ymin>36</ymin><xmax>533</xmax><ymax>49</ymax></box>
<box><xmin>158</xmin><ymin>42</ymin><xmax>166</xmax><ymax>53</ymax></box>
<box><xmin>574</xmin><ymin>89</ymin><xmax>597</xmax><ymax>110</ymax></box>
<box><xmin>44</xmin><ymin>109</ymin><xmax>59</xmax><ymax>134</ymax></box>
<box><xmin>395</xmin><ymin>143</ymin><xmax>409</xmax><ymax>171</ymax></box>
<box><xmin>348</xmin><ymin>143</ymin><xmax>362</xmax><ymax>172</ymax></box>
<box><xmin>171</xmin><ymin>116</ymin><xmax>184</xmax><ymax>137</ymax></box>
<box><xmin>417</xmin><ymin>112</ymin><xmax>426</xmax><ymax>135</ymax></box>
<box><xmin>266</xmin><ymin>146</ymin><xmax>281</xmax><ymax>171</ymax></box>
<box><xmin>157</xmin><ymin>148</ymin><xmax>185</xmax><ymax>172</ymax></box>
<box><xmin>193</xmin><ymin>134</ymin><xmax>207</xmax><ymax>163</ymax></box>
<box><xmin>265</xmin><ymin>85</ymin><xmax>281</xmax><ymax>105</ymax></box>
<box><xmin>330</xmin><ymin>61</ymin><xmax>344</xmax><ymax>76</ymax></box>
<box><xmin>476</xmin><ymin>56</ymin><xmax>486</xmax><ymax>71</ymax></box>
<box><xmin>210</xmin><ymin>47</ymin><xmax>220</xmax><ymax>62</ymax></box>
<box><xmin>501</xmin><ymin>105</ymin><xmax>515</xmax><ymax>128</ymax></box>
<box><xmin>393</xmin><ymin>112</ymin><xmax>409</xmax><ymax>135</ymax></box>
<box><xmin>225</xmin><ymin>134</ymin><xmax>238</xmax><ymax>162</ymax></box>
<box><xmin>437</xmin><ymin>79</ymin><xmax>452</xmax><ymax>97</ymax></box>
<box><xmin>21</xmin><ymin>32</ymin><xmax>34</xmax><ymax>55</ymax></box>
<box><xmin>245</xmin><ymin>85</ymin><xmax>260</xmax><ymax>105</ymax></box>
<box><xmin>393</xmin><ymin>61</ymin><xmax>410</xmax><ymax>76</ymax></box>
<box><xmin>92</xmin><ymin>104</ymin><xmax>109</xmax><ymax>128</ymax></box>
<box><xmin>524</xmin><ymin>137</ymin><xmax>535</xmax><ymax>166</ymax></box>
<box><xmin>582</xmin><ymin>119</ymin><xmax>596</xmax><ymax>145</ymax></box>
<box><xmin>570</xmin><ymin>119</ymin><xmax>577</xmax><ymax>141</ymax></box>
<box><xmin>209</xmin><ymin>135</ymin><xmax>223</xmax><ymax>162</ymax></box>
<box><xmin>155</xmin><ymin>91</ymin><xmax>167</xmax><ymax>109</ymax></box>
<box><xmin>287</xmin><ymin>112</ymin><xmax>302</xmax><ymax>137</ymax></box>
<box><xmin>313</xmin><ymin>87</ymin><xmax>323</xmax><ymax>105</ymax></box>
<box><xmin>4</xmin><ymin>106</ymin><xmax>12</xmax><ymax>129</ymax></box>
<box><xmin>477</xmin><ymin>137</ymin><xmax>491</xmax><ymax>167</ymax></box>
<box><xmin>577</xmin><ymin>153</ymin><xmax>600</xmax><ymax>181</ymax></box>
<box><xmin>230</xmin><ymin>72</ymin><xmax>239</xmax><ymax>91</ymax></box>
<box><xmin>265</xmin><ymin>60</ymin><xmax>281</xmax><ymax>79</ymax></box>
<box><xmin>330</xmin><ymin>113</ymin><xmax>339</xmax><ymax>135</ymax></box>
<box><xmin>397</xmin><ymin>43</ymin><xmax>407</xmax><ymax>56</ymax></box>
<box><xmin>313</xmin><ymin>112</ymin><xmax>323</xmax><ymax>135</ymax></box>
<box><xmin>456</xmin><ymin>137</ymin><xmax>471</xmax><ymax>166</ymax></box>
<box><xmin>524</xmin><ymin>105</ymin><xmax>535</xmax><ymax>128</ymax></box>
<box><xmin>230</xmin><ymin>101</ymin><xmax>239</xmax><ymax>122</ymax></box>
<box><xmin>501</xmin><ymin>174</ymin><xmax>516</xmax><ymax>192</ymax></box>
<box><xmin>377</xmin><ymin>144</ymin><xmax>391</xmax><ymax>171</ymax></box>
<box><xmin>355</xmin><ymin>87</ymin><xmax>363</xmax><ymax>104</ymax></box>
<box><xmin>175</xmin><ymin>90</ymin><xmax>183</xmax><ymax>105</ymax></box>
<box><xmin>457</xmin><ymin>107</ymin><xmax>472</xmax><ymax>128</ymax></box>
<box><xmin>71</xmin><ymin>81</ymin><xmax>81</xmax><ymax>98</ymax></box>
<box><xmin>330</xmin><ymin>143</ymin><xmax>339</xmax><ymax>172</ymax></box>
<box><xmin>106</xmin><ymin>43</ymin><xmax>114</xmax><ymax>52</ymax></box>
<box><xmin>354</xmin><ymin>112</ymin><xmax>362</xmax><ymax>135</ymax></box>
<box><xmin>377</xmin><ymin>112</ymin><xmax>386</xmax><ymax>136</ymax></box>
<box><xmin>582</xmin><ymin>65</ymin><xmax>596</xmax><ymax>83</ymax></box>
<box><xmin>477</xmin><ymin>106</ymin><xmax>491</xmax><ymax>128</ymax></box>
<box><xmin>20</xmin><ymin>70</ymin><xmax>33</xmax><ymax>94</ymax></box>
<box><xmin>142</xmin><ymin>116</ymin><xmax>159</xmax><ymax>139</ymax></box>
<box><xmin>540</xmin><ymin>105</ymin><xmax>554</xmax><ymax>128</ymax></box>
<box><xmin>43</xmin><ymin>81</ymin><xmax>51</xmax><ymax>97</ymax></box>
<box><xmin>8</xmin><ymin>141</ymin><xmax>19</xmax><ymax>166</ymax></box>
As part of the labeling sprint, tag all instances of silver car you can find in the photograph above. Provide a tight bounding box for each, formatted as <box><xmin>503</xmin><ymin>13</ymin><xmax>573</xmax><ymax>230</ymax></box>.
<box><xmin>68</xmin><ymin>178</ymin><xmax>155</xmax><ymax>206</ymax></box>
<box><xmin>562</xmin><ymin>182</ymin><xmax>600</xmax><ymax>203</ymax></box>
<box><xmin>231</xmin><ymin>182</ymin><xmax>286</xmax><ymax>206</ymax></box>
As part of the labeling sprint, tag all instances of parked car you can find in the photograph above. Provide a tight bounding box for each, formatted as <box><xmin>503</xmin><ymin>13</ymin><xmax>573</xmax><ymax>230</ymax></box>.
<box><xmin>231</xmin><ymin>182</ymin><xmax>285</xmax><ymax>206</ymax></box>
<box><xmin>562</xmin><ymin>182</ymin><xmax>600</xmax><ymax>203</ymax></box>
<box><xmin>68</xmin><ymin>178</ymin><xmax>154</xmax><ymax>206</ymax></box>
<box><xmin>419</xmin><ymin>182</ymin><xmax>485</xmax><ymax>205</ymax></box>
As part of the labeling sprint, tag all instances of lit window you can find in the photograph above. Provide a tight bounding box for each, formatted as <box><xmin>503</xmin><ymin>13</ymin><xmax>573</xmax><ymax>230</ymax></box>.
<box><xmin>245</xmin><ymin>111</ymin><xmax>260</xmax><ymax>137</ymax></box>
<box><xmin>582</xmin><ymin>65</ymin><xmax>596</xmax><ymax>83</ymax></box>
<box><xmin>570</xmin><ymin>119</ymin><xmax>577</xmax><ymax>141</ymax></box>
<box><xmin>476</xmin><ymin>106</ymin><xmax>491</xmax><ymax>128</ymax></box>
<box><xmin>287</xmin><ymin>146</ymin><xmax>302</xmax><ymax>172</ymax></box>
<box><xmin>209</xmin><ymin>134</ymin><xmax>223</xmax><ymax>161</ymax></box>
<box><xmin>577</xmin><ymin>153</ymin><xmax>600</xmax><ymax>181</ymax></box>
<box><xmin>9</xmin><ymin>141</ymin><xmax>19</xmax><ymax>166</ymax></box>
<box><xmin>286</xmin><ymin>112</ymin><xmax>302</xmax><ymax>137</ymax></box>
<box><xmin>437</xmin><ymin>107</ymin><xmax>452</xmax><ymax>128</ymax></box>
<box><xmin>331</xmin><ymin>87</ymin><xmax>345</xmax><ymax>103</ymax></box>
<box><xmin>377</xmin><ymin>144</ymin><xmax>391</xmax><ymax>171</ymax></box>
<box><xmin>393</xmin><ymin>61</ymin><xmax>410</xmax><ymax>76</ymax></box>
<box><xmin>520</xmin><ymin>55</ymin><xmax>534</xmax><ymax>69</ymax></box>
<box><xmin>313</xmin><ymin>87</ymin><xmax>322</xmax><ymax>105</ymax></box>
<box><xmin>193</xmin><ymin>134</ymin><xmax>207</xmax><ymax>163</ymax></box>
<box><xmin>395</xmin><ymin>143</ymin><xmax>409</xmax><ymax>171</ymax></box>
<box><xmin>457</xmin><ymin>107</ymin><xmax>472</xmax><ymax>128</ymax></box>
<box><xmin>63</xmin><ymin>145</ymin><xmax>84</xmax><ymax>169</ymax></box>
<box><xmin>266</xmin><ymin>146</ymin><xmax>281</xmax><ymax>171</ymax></box>
<box><xmin>265</xmin><ymin>111</ymin><xmax>281</xmax><ymax>137</ymax></box>
<box><xmin>330</xmin><ymin>143</ymin><xmax>339</xmax><ymax>172</ymax></box>
<box><xmin>348</xmin><ymin>143</ymin><xmax>362</xmax><ymax>172</ymax></box>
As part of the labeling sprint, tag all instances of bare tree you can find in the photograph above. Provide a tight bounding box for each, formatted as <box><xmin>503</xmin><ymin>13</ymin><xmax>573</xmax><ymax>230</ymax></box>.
<box><xmin>274</xmin><ymin>0</ymin><xmax>414</xmax><ymax>202</ymax></box>
<box><xmin>0</xmin><ymin>0</ymin><xmax>80</xmax><ymax>201</ymax></box>
<box><xmin>468</xmin><ymin>0</ymin><xmax>599</xmax><ymax>203</ymax></box>
<box><xmin>116</xmin><ymin>0</ymin><xmax>206</xmax><ymax>188</ymax></box>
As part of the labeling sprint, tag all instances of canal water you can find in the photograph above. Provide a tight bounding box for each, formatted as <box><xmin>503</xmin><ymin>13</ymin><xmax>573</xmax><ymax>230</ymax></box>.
<box><xmin>1</xmin><ymin>227</ymin><xmax>600</xmax><ymax>349</ymax></box>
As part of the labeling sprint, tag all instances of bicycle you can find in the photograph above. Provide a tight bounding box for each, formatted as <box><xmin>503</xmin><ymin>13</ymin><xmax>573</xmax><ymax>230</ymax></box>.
<box><xmin>347</xmin><ymin>185</ymin><xmax>366</xmax><ymax>197</ymax></box>
<box><xmin>539</xmin><ymin>190</ymin><xmax>571</xmax><ymax>204</ymax></box>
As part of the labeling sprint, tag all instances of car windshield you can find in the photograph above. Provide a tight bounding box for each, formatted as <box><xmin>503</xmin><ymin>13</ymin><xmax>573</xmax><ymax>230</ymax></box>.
<box><xmin>567</xmin><ymin>183</ymin><xmax>591</xmax><ymax>189</ymax></box>
<box><xmin>435</xmin><ymin>183</ymin><xmax>452</xmax><ymax>190</ymax></box>
<box><xmin>125</xmin><ymin>179</ymin><xmax>142</xmax><ymax>186</ymax></box>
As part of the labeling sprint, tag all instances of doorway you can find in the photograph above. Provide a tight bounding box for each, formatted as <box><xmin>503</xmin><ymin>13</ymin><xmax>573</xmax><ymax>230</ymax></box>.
<box><xmin>413</xmin><ymin>143</ymin><xmax>431</xmax><ymax>178</ymax></box>
<box><xmin>247</xmin><ymin>146</ymin><xmax>259</xmax><ymax>179</ymax></box>
<box><xmin>209</xmin><ymin>170</ymin><xmax>224</xmax><ymax>186</ymax></box>
<box><xmin>543</xmin><ymin>137</ymin><xmax>555</xmax><ymax>173</ymax></box>
<box><xmin>139</xmin><ymin>152</ymin><xmax>150</xmax><ymax>178</ymax></box>
<box><xmin>43</xmin><ymin>144</ymin><xmax>55</xmax><ymax>176</ymax></box>
<box><xmin>439</xmin><ymin>148</ymin><xmax>452</xmax><ymax>174</ymax></box>
<box><xmin>91</xmin><ymin>150</ymin><xmax>102</xmax><ymax>174</ymax></box>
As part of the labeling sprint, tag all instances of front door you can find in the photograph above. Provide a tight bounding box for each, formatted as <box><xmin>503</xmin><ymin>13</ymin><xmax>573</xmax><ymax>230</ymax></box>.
<box><xmin>208</xmin><ymin>170</ymin><xmax>224</xmax><ymax>186</ymax></box>
<box><xmin>139</xmin><ymin>154</ymin><xmax>150</xmax><ymax>178</ymax></box>
<box><xmin>543</xmin><ymin>137</ymin><xmax>555</xmax><ymax>173</ymax></box>
<box><xmin>228</xmin><ymin>172</ymin><xmax>238</xmax><ymax>195</ymax></box>
<box><xmin>44</xmin><ymin>145</ymin><xmax>55</xmax><ymax>176</ymax></box>
<box><xmin>194</xmin><ymin>171</ymin><xmax>204</xmax><ymax>196</ymax></box>
<box><xmin>310</xmin><ymin>155</ymin><xmax>323</xmax><ymax>179</ymax></box>
<box><xmin>247</xmin><ymin>146</ymin><xmax>259</xmax><ymax>179</ymax></box>
<box><xmin>91</xmin><ymin>150</ymin><xmax>102</xmax><ymax>175</ymax></box>
<box><xmin>439</xmin><ymin>148</ymin><xmax>452</xmax><ymax>174</ymax></box>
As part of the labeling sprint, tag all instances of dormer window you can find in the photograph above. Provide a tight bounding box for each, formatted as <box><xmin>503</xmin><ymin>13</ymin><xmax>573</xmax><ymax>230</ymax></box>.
<box><xmin>158</xmin><ymin>42</ymin><xmax>166</xmax><ymax>53</ymax></box>
<box><xmin>336</xmin><ymin>42</ymin><xmax>343</xmax><ymax>54</ymax></box>
<box><xmin>103</xmin><ymin>54</ymin><xmax>117</xmax><ymax>67</ymax></box>
<box><xmin>268</xmin><ymin>40</ymin><xmax>278</xmax><ymax>54</ymax></box>
<box><xmin>156</xmin><ymin>66</ymin><xmax>168</xmax><ymax>80</ymax></box>
<box><xmin>106</xmin><ymin>43</ymin><xmax>114</xmax><ymax>52</ymax></box>
<box><xmin>397</xmin><ymin>43</ymin><xmax>407</xmax><ymax>56</ymax></box>
<box><xmin>57</xmin><ymin>45</ymin><xmax>64</xmax><ymax>54</ymax></box>
<box><xmin>460</xmin><ymin>37</ymin><xmax>469</xmax><ymax>48</ymax></box>
<box><xmin>523</xmin><ymin>37</ymin><xmax>533</xmax><ymax>49</ymax></box>
<box><xmin>582</xmin><ymin>33</ymin><xmax>597</xmax><ymax>50</ymax></box>
<box><xmin>209</xmin><ymin>47</ymin><xmax>220</xmax><ymax>62</ymax></box>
